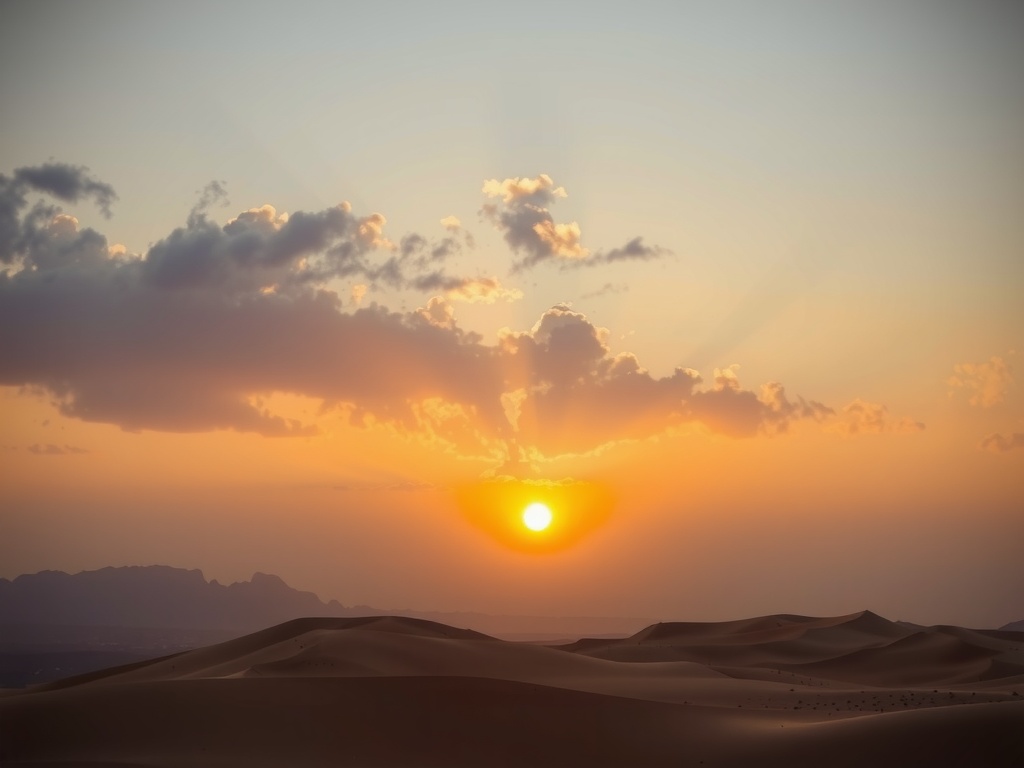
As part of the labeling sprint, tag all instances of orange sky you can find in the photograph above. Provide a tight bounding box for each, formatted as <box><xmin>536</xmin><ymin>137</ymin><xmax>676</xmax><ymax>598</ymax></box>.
<box><xmin>1</xmin><ymin>2</ymin><xmax>1022</xmax><ymax>629</ymax></box>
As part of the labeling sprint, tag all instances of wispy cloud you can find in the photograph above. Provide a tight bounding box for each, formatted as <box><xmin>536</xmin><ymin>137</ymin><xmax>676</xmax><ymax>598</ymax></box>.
<box><xmin>27</xmin><ymin>443</ymin><xmax>89</xmax><ymax>455</ymax></box>
<box><xmin>980</xmin><ymin>432</ymin><xmax>1024</xmax><ymax>453</ymax></box>
<box><xmin>948</xmin><ymin>355</ymin><xmax>1013</xmax><ymax>408</ymax></box>
<box><xmin>581</xmin><ymin>282</ymin><xmax>629</xmax><ymax>299</ymax></box>
<box><xmin>826</xmin><ymin>399</ymin><xmax>925</xmax><ymax>437</ymax></box>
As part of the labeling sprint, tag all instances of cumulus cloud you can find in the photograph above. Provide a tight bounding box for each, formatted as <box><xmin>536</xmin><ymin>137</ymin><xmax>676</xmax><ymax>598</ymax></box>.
<box><xmin>0</xmin><ymin>164</ymin><xmax>848</xmax><ymax>462</ymax></box>
<box><xmin>1</xmin><ymin>163</ymin><xmax>117</xmax><ymax>266</ymax></box>
<box><xmin>480</xmin><ymin>174</ymin><xmax>668</xmax><ymax>272</ymax></box>
<box><xmin>0</xmin><ymin>164</ymin><xmax>509</xmax><ymax>440</ymax></box>
<box><xmin>948</xmin><ymin>356</ymin><xmax>1013</xmax><ymax>407</ymax></box>
<box><xmin>980</xmin><ymin>432</ymin><xmax>1024</xmax><ymax>453</ymax></box>
<box><xmin>826</xmin><ymin>399</ymin><xmax>925</xmax><ymax>437</ymax></box>
<box><xmin>225</xmin><ymin>203</ymin><xmax>288</xmax><ymax>233</ymax></box>
<box><xmin>494</xmin><ymin>307</ymin><xmax>831</xmax><ymax>454</ymax></box>
<box><xmin>415</xmin><ymin>296</ymin><xmax>456</xmax><ymax>329</ymax></box>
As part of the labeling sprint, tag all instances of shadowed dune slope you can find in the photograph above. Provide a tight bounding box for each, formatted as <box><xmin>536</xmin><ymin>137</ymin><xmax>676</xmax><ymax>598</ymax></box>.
<box><xmin>775</xmin><ymin>627</ymin><xmax>1024</xmax><ymax>687</ymax></box>
<box><xmin>569</xmin><ymin>611</ymin><xmax>1024</xmax><ymax>684</ymax></box>
<box><xmin>2</xmin><ymin>677</ymin><xmax>1022</xmax><ymax>768</ymax></box>
<box><xmin>34</xmin><ymin>615</ymin><xmax>494</xmax><ymax>691</ymax></box>
<box><xmin>567</xmin><ymin>611</ymin><xmax>915</xmax><ymax>663</ymax></box>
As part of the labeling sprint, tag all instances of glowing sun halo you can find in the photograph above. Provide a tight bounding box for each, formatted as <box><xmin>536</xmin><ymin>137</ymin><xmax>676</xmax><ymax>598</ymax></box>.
<box><xmin>522</xmin><ymin>502</ymin><xmax>553</xmax><ymax>532</ymax></box>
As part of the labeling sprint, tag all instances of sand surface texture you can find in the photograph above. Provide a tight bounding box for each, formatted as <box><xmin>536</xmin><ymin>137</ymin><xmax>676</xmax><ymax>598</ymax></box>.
<box><xmin>2</xmin><ymin>612</ymin><xmax>1022</xmax><ymax>767</ymax></box>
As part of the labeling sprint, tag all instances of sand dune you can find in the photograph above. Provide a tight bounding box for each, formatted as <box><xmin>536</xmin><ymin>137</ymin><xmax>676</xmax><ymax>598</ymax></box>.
<box><xmin>2</xmin><ymin>612</ymin><xmax>1021</xmax><ymax>767</ymax></box>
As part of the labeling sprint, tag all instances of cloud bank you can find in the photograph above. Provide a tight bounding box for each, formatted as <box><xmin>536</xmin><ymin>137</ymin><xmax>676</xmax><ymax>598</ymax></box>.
<box><xmin>0</xmin><ymin>164</ymin><xmax>912</xmax><ymax>465</ymax></box>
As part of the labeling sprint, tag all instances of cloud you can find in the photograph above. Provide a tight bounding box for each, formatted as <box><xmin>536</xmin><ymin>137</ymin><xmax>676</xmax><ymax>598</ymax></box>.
<box><xmin>2</xmin><ymin>164</ymin><xmax>484</xmax><ymax>301</ymax></box>
<box><xmin>191</xmin><ymin>180</ymin><xmax>230</xmax><ymax>222</ymax></box>
<box><xmin>948</xmin><ymin>356</ymin><xmax>1013</xmax><ymax>407</ymax></box>
<box><xmin>532</xmin><ymin>219</ymin><xmax>588</xmax><ymax>260</ymax></box>
<box><xmin>415</xmin><ymin>296</ymin><xmax>456</xmax><ymax>329</ymax></box>
<box><xmin>756</xmin><ymin>380</ymin><xmax>834</xmax><ymax>434</ymax></box>
<box><xmin>441</xmin><ymin>276</ymin><xmax>522</xmax><ymax>304</ymax></box>
<box><xmin>0</xmin><ymin>164</ymin><xmax>840</xmax><ymax>462</ymax></box>
<box><xmin>225</xmin><ymin>203</ymin><xmax>287</xmax><ymax>233</ymax></box>
<box><xmin>0</xmin><ymin>165</ymin><xmax>509</xmax><ymax>440</ymax></box>
<box><xmin>826</xmin><ymin>399</ymin><xmax>925</xmax><ymax>437</ymax></box>
<box><xmin>438</xmin><ymin>214</ymin><xmax>475</xmax><ymax>250</ymax></box>
<box><xmin>13</xmin><ymin>163</ymin><xmax>116</xmax><ymax>214</ymax></box>
<box><xmin>980</xmin><ymin>432</ymin><xmax>1024</xmax><ymax>453</ymax></box>
<box><xmin>481</xmin><ymin>174</ymin><xmax>567</xmax><ymax>204</ymax></box>
<box><xmin>583</xmin><ymin>237</ymin><xmax>669</xmax><ymax>267</ymax></box>
<box><xmin>682</xmin><ymin>367</ymin><xmax>832</xmax><ymax>439</ymax></box>
<box><xmin>480</xmin><ymin>174</ymin><xmax>668</xmax><ymax>272</ymax></box>
<box><xmin>1</xmin><ymin>163</ymin><xmax>117</xmax><ymax>266</ymax></box>
<box><xmin>496</xmin><ymin>307</ymin><xmax>830</xmax><ymax>454</ymax></box>
<box><xmin>581</xmin><ymin>282</ymin><xmax>629</xmax><ymax>299</ymax></box>
<box><xmin>27</xmin><ymin>443</ymin><xmax>89</xmax><ymax>455</ymax></box>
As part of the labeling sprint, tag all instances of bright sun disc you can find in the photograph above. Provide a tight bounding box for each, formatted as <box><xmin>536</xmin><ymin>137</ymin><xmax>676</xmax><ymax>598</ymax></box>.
<box><xmin>522</xmin><ymin>502</ymin><xmax>553</xmax><ymax>532</ymax></box>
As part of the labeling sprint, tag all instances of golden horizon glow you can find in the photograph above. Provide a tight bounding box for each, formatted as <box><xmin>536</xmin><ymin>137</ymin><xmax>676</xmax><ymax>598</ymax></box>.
<box><xmin>455</xmin><ymin>479</ymin><xmax>615</xmax><ymax>554</ymax></box>
<box><xmin>522</xmin><ymin>502</ymin><xmax>553</xmax><ymax>532</ymax></box>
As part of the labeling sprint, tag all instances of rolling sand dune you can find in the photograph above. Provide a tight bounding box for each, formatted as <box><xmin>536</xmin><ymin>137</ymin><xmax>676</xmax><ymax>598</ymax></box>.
<box><xmin>1</xmin><ymin>612</ymin><xmax>1021</xmax><ymax>767</ymax></box>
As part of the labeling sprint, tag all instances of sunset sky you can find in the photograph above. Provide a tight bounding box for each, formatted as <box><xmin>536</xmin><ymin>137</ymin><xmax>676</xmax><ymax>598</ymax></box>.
<box><xmin>2</xmin><ymin>1</ymin><xmax>1021</xmax><ymax>629</ymax></box>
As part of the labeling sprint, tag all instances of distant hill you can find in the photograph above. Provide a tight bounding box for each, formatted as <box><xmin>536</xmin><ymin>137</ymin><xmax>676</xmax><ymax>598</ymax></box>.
<box><xmin>0</xmin><ymin>566</ymin><xmax>654</xmax><ymax>687</ymax></box>
<box><xmin>1001</xmin><ymin>618</ymin><xmax>1024</xmax><ymax>632</ymax></box>
<box><xmin>0</xmin><ymin>566</ymin><xmax>652</xmax><ymax>639</ymax></box>
<box><xmin>0</xmin><ymin>566</ymin><xmax>357</xmax><ymax>633</ymax></box>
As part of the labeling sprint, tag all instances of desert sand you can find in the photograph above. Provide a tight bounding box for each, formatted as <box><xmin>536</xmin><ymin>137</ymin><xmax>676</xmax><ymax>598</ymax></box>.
<box><xmin>1</xmin><ymin>611</ymin><xmax>1021</xmax><ymax>767</ymax></box>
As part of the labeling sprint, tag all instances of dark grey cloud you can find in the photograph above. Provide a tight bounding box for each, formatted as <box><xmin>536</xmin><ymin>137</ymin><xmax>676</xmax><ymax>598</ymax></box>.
<box><xmin>13</xmin><ymin>163</ymin><xmax>117</xmax><ymax>216</ymax></box>
<box><xmin>189</xmin><ymin>180</ymin><xmax>230</xmax><ymax>224</ymax></box>
<box><xmin>585</xmin><ymin>237</ymin><xmax>668</xmax><ymax>267</ymax></box>
<box><xmin>480</xmin><ymin>174</ymin><xmax>669</xmax><ymax>273</ymax></box>
<box><xmin>1</xmin><ymin>163</ymin><xmax>116</xmax><ymax>264</ymax></box>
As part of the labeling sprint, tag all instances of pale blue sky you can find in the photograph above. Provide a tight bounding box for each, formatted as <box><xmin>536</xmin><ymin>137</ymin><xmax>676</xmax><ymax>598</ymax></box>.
<box><xmin>4</xmin><ymin>3</ymin><xmax>1020</xmax><ymax>375</ymax></box>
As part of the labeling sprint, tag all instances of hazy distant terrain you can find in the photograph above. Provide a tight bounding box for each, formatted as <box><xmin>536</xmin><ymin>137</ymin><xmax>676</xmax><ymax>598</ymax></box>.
<box><xmin>2</xmin><ymin>611</ymin><xmax>1021</xmax><ymax>767</ymax></box>
<box><xmin>0</xmin><ymin>565</ymin><xmax>653</xmax><ymax>636</ymax></box>
<box><xmin>0</xmin><ymin>566</ymin><xmax>652</xmax><ymax>687</ymax></box>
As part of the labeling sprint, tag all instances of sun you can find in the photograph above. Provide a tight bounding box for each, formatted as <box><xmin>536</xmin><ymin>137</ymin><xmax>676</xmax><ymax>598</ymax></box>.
<box><xmin>522</xmin><ymin>502</ymin><xmax>553</xmax><ymax>532</ymax></box>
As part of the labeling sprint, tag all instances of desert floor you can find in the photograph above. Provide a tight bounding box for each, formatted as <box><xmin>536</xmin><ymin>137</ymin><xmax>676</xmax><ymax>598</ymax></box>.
<box><xmin>2</xmin><ymin>611</ymin><xmax>1022</xmax><ymax>767</ymax></box>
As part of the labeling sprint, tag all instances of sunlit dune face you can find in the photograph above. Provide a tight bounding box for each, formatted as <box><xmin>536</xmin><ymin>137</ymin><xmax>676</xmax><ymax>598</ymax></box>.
<box><xmin>522</xmin><ymin>502</ymin><xmax>553</xmax><ymax>532</ymax></box>
<box><xmin>456</xmin><ymin>479</ymin><xmax>614</xmax><ymax>553</ymax></box>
